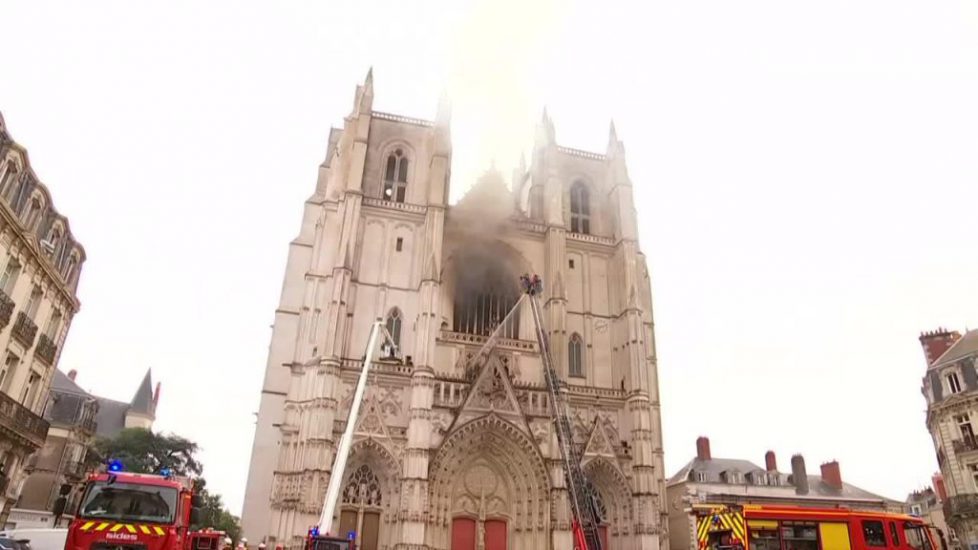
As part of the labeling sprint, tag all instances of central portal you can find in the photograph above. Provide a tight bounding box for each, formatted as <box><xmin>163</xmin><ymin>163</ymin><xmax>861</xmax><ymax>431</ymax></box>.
<box><xmin>450</xmin><ymin>518</ymin><xmax>507</xmax><ymax>550</ymax></box>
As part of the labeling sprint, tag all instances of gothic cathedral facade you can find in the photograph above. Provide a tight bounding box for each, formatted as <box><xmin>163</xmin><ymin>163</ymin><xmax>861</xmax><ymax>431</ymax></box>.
<box><xmin>241</xmin><ymin>72</ymin><xmax>667</xmax><ymax>550</ymax></box>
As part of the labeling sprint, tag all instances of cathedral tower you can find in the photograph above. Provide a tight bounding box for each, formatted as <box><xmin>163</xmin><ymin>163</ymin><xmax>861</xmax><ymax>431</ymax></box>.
<box><xmin>241</xmin><ymin>73</ymin><xmax>667</xmax><ymax>550</ymax></box>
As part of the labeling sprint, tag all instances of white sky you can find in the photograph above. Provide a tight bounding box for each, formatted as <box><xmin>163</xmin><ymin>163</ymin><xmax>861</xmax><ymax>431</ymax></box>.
<box><xmin>2</xmin><ymin>0</ymin><xmax>977</xmax><ymax>515</ymax></box>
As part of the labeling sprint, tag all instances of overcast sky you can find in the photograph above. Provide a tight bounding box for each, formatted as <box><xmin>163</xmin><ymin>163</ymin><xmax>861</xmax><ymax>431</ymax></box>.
<box><xmin>2</xmin><ymin>0</ymin><xmax>977</xmax><ymax>515</ymax></box>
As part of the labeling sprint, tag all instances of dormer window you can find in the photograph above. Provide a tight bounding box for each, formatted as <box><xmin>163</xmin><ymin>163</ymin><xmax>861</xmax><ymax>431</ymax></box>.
<box><xmin>63</xmin><ymin>253</ymin><xmax>78</xmax><ymax>282</ymax></box>
<box><xmin>0</xmin><ymin>163</ymin><xmax>19</xmax><ymax>199</ymax></box>
<box><xmin>721</xmin><ymin>471</ymin><xmax>741</xmax><ymax>484</ymax></box>
<box><xmin>22</xmin><ymin>197</ymin><xmax>42</xmax><ymax>230</ymax></box>
<box><xmin>694</xmin><ymin>471</ymin><xmax>708</xmax><ymax>482</ymax></box>
<box><xmin>948</xmin><ymin>372</ymin><xmax>963</xmax><ymax>394</ymax></box>
<box><xmin>44</xmin><ymin>226</ymin><xmax>62</xmax><ymax>257</ymax></box>
<box><xmin>383</xmin><ymin>149</ymin><xmax>408</xmax><ymax>203</ymax></box>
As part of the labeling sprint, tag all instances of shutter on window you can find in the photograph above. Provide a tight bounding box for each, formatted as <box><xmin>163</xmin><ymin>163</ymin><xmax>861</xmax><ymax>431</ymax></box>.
<box><xmin>963</xmin><ymin>361</ymin><xmax>978</xmax><ymax>390</ymax></box>
<box><xmin>931</xmin><ymin>371</ymin><xmax>944</xmax><ymax>402</ymax></box>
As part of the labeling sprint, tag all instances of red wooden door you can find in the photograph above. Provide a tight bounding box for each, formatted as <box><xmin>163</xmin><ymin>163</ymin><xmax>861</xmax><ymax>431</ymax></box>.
<box><xmin>451</xmin><ymin>518</ymin><xmax>477</xmax><ymax>550</ymax></box>
<box><xmin>598</xmin><ymin>525</ymin><xmax>609</xmax><ymax>550</ymax></box>
<box><xmin>484</xmin><ymin>519</ymin><xmax>507</xmax><ymax>550</ymax></box>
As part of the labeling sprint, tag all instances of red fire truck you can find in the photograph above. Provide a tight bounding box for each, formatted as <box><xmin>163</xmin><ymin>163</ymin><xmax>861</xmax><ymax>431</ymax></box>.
<box><xmin>64</xmin><ymin>462</ymin><xmax>203</xmax><ymax>550</ymax></box>
<box><xmin>692</xmin><ymin>504</ymin><xmax>945</xmax><ymax>550</ymax></box>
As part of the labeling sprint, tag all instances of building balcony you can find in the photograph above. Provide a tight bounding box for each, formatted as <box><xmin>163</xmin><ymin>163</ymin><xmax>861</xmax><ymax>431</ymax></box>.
<box><xmin>0</xmin><ymin>291</ymin><xmax>14</xmax><ymax>330</ymax></box>
<box><xmin>35</xmin><ymin>334</ymin><xmax>57</xmax><ymax>365</ymax></box>
<box><xmin>0</xmin><ymin>389</ymin><xmax>49</xmax><ymax>449</ymax></box>
<box><xmin>63</xmin><ymin>459</ymin><xmax>88</xmax><ymax>480</ymax></box>
<box><xmin>953</xmin><ymin>437</ymin><xmax>978</xmax><ymax>454</ymax></box>
<box><xmin>945</xmin><ymin>494</ymin><xmax>978</xmax><ymax>520</ymax></box>
<box><xmin>11</xmin><ymin>311</ymin><xmax>38</xmax><ymax>348</ymax></box>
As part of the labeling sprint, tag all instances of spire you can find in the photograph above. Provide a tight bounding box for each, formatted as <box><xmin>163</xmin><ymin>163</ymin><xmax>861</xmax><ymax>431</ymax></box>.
<box><xmin>364</xmin><ymin>66</ymin><xmax>374</xmax><ymax>91</ymax></box>
<box><xmin>433</xmin><ymin>90</ymin><xmax>452</xmax><ymax>156</ymax></box>
<box><xmin>130</xmin><ymin>369</ymin><xmax>155</xmax><ymax>416</ymax></box>
<box><xmin>436</xmin><ymin>89</ymin><xmax>451</xmax><ymax>126</ymax></box>
<box><xmin>535</xmin><ymin>107</ymin><xmax>555</xmax><ymax>147</ymax></box>
<box><xmin>352</xmin><ymin>67</ymin><xmax>375</xmax><ymax>115</ymax></box>
<box><xmin>607</xmin><ymin>118</ymin><xmax>625</xmax><ymax>157</ymax></box>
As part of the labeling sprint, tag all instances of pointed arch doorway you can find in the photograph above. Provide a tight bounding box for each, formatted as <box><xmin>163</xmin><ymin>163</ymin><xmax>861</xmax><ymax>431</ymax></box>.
<box><xmin>338</xmin><ymin>464</ymin><xmax>382</xmax><ymax>550</ymax></box>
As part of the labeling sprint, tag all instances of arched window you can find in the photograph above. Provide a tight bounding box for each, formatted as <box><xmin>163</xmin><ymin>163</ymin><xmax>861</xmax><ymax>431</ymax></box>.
<box><xmin>385</xmin><ymin>308</ymin><xmax>402</xmax><ymax>350</ymax></box>
<box><xmin>568</xmin><ymin>333</ymin><xmax>584</xmax><ymax>377</ymax></box>
<box><xmin>63</xmin><ymin>253</ymin><xmax>78</xmax><ymax>283</ymax></box>
<box><xmin>452</xmin><ymin>250</ymin><xmax>520</xmax><ymax>340</ymax></box>
<box><xmin>45</xmin><ymin>226</ymin><xmax>62</xmax><ymax>257</ymax></box>
<box><xmin>383</xmin><ymin>149</ymin><xmax>409</xmax><ymax>203</ymax></box>
<box><xmin>569</xmin><ymin>182</ymin><xmax>591</xmax><ymax>234</ymax></box>
<box><xmin>0</xmin><ymin>162</ymin><xmax>18</xmax><ymax>198</ymax></box>
<box><xmin>23</xmin><ymin>197</ymin><xmax>41</xmax><ymax>230</ymax></box>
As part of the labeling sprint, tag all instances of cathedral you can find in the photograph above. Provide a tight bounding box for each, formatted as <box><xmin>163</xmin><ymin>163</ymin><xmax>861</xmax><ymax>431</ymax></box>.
<box><xmin>240</xmin><ymin>71</ymin><xmax>667</xmax><ymax>550</ymax></box>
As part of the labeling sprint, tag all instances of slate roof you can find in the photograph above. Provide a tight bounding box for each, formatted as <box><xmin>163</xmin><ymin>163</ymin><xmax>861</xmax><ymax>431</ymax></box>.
<box><xmin>46</xmin><ymin>368</ymin><xmax>156</xmax><ymax>438</ymax></box>
<box><xmin>932</xmin><ymin>330</ymin><xmax>978</xmax><ymax>369</ymax></box>
<box><xmin>51</xmin><ymin>369</ymin><xmax>87</xmax><ymax>395</ymax></box>
<box><xmin>130</xmin><ymin>370</ymin><xmax>155</xmax><ymax>415</ymax></box>
<box><xmin>668</xmin><ymin>456</ymin><xmax>896</xmax><ymax>503</ymax></box>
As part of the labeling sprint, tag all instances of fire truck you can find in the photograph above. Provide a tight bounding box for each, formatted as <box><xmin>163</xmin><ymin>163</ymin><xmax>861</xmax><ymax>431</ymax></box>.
<box><xmin>692</xmin><ymin>504</ymin><xmax>945</xmax><ymax>550</ymax></box>
<box><xmin>64</xmin><ymin>462</ymin><xmax>205</xmax><ymax>550</ymax></box>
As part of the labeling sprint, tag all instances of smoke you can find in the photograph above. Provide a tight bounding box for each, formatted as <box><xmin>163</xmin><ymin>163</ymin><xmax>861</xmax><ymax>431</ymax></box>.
<box><xmin>444</xmin><ymin>0</ymin><xmax>565</xmax><ymax>203</ymax></box>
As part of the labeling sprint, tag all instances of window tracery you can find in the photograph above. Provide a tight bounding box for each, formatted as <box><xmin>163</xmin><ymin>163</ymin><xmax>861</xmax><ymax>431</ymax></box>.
<box><xmin>570</xmin><ymin>181</ymin><xmax>591</xmax><ymax>234</ymax></box>
<box><xmin>383</xmin><ymin>149</ymin><xmax>408</xmax><ymax>203</ymax></box>
<box><xmin>342</xmin><ymin>464</ymin><xmax>382</xmax><ymax>507</ymax></box>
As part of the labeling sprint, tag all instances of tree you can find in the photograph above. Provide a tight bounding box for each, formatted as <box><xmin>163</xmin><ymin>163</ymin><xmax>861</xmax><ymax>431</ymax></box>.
<box><xmin>94</xmin><ymin>428</ymin><xmax>202</xmax><ymax>477</ymax></box>
<box><xmin>92</xmin><ymin>428</ymin><xmax>240</xmax><ymax>539</ymax></box>
<box><xmin>194</xmin><ymin>478</ymin><xmax>242</xmax><ymax>543</ymax></box>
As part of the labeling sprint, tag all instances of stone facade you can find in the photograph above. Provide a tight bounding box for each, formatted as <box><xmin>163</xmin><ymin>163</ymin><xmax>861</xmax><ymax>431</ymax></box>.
<box><xmin>241</xmin><ymin>72</ymin><xmax>666</xmax><ymax>550</ymax></box>
<box><xmin>0</xmin><ymin>112</ymin><xmax>85</xmax><ymax>526</ymax></box>
<box><xmin>920</xmin><ymin>328</ymin><xmax>978</xmax><ymax>549</ymax></box>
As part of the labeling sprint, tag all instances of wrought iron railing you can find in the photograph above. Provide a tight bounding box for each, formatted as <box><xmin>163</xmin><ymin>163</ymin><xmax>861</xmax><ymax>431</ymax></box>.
<box><xmin>0</xmin><ymin>388</ymin><xmax>49</xmax><ymax>448</ymax></box>
<box><xmin>12</xmin><ymin>311</ymin><xmax>38</xmax><ymax>348</ymax></box>
<box><xmin>35</xmin><ymin>333</ymin><xmax>57</xmax><ymax>365</ymax></box>
<box><xmin>946</xmin><ymin>494</ymin><xmax>978</xmax><ymax>519</ymax></box>
<box><xmin>0</xmin><ymin>290</ymin><xmax>14</xmax><ymax>329</ymax></box>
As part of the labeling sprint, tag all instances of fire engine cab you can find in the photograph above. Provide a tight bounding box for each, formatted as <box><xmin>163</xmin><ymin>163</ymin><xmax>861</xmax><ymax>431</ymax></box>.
<box><xmin>64</xmin><ymin>461</ymin><xmax>203</xmax><ymax>550</ymax></box>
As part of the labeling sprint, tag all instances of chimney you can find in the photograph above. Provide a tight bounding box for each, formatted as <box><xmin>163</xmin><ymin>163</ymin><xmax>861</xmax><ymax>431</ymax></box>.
<box><xmin>919</xmin><ymin>328</ymin><xmax>961</xmax><ymax>366</ymax></box>
<box><xmin>933</xmin><ymin>473</ymin><xmax>947</xmax><ymax>502</ymax></box>
<box><xmin>820</xmin><ymin>461</ymin><xmax>843</xmax><ymax>491</ymax></box>
<box><xmin>765</xmin><ymin>451</ymin><xmax>778</xmax><ymax>472</ymax></box>
<box><xmin>67</xmin><ymin>369</ymin><xmax>77</xmax><ymax>381</ymax></box>
<box><xmin>791</xmin><ymin>454</ymin><xmax>809</xmax><ymax>495</ymax></box>
<box><xmin>696</xmin><ymin>437</ymin><xmax>712</xmax><ymax>460</ymax></box>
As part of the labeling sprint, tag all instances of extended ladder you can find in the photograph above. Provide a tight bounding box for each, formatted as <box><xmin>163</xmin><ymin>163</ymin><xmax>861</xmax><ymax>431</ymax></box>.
<box><xmin>463</xmin><ymin>275</ymin><xmax>602</xmax><ymax>550</ymax></box>
<box><xmin>520</xmin><ymin>275</ymin><xmax>603</xmax><ymax>550</ymax></box>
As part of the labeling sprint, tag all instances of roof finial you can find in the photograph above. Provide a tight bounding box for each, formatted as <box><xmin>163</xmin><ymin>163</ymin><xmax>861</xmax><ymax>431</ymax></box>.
<box><xmin>609</xmin><ymin>119</ymin><xmax>618</xmax><ymax>143</ymax></box>
<box><xmin>436</xmin><ymin>89</ymin><xmax>451</xmax><ymax>126</ymax></box>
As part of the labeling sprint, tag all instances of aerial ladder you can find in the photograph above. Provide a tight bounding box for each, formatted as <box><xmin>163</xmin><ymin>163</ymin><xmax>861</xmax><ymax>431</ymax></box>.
<box><xmin>308</xmin><ymin>320</ymin><xmax>398</xmax><ymax>550</ymax></box>
<box><xmin>310</xmin><ymin>276</ymin><xmax>602</xmax><ymax>550</ymax></box>
<box><xmin>520</xmin><ymin>274</ymin><xmax>604</xmax><ymax>550</ymax></box>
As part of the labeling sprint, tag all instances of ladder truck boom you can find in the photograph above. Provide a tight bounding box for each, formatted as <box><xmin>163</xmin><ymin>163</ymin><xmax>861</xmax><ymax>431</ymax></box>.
<box><xmin>311</xmin><ymin>320</ymin><xmax>397</xmax><ymax>550</ymax></box>
<box><xmin>520</xmin><ymin>275</ymin><xmax>603</xmax><ymax>550</ymax></box>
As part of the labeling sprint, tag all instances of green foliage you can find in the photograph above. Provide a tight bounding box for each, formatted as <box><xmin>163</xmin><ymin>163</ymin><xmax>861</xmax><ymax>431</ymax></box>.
<box><xmin>93</xmin><ymin>428</ymin><xmax>202</xmax><ymax>477</ymax></box>
<box><xmin>92</xmin><ymin>428</ymin><xmax>239</xmax><ymax>539</ymax></box>
<box><xmin>193</xmin><ymin>479</ymin><xmax>241</xmax><ymax>543</ymax></box>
